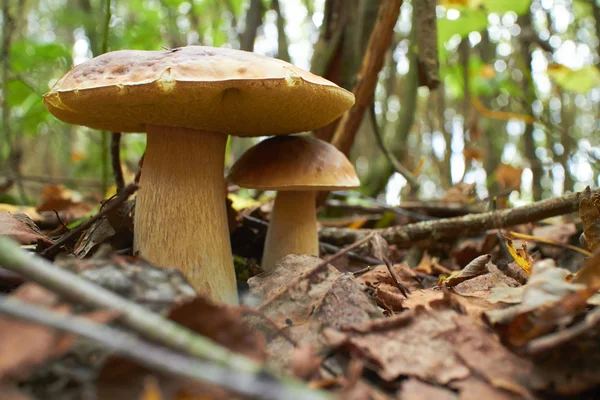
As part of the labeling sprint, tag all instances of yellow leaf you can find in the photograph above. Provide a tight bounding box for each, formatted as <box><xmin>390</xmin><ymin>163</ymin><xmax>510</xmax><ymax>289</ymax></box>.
<box><xmin>504</xmin><ymin>237</ymin><xmax>532</xmax><ymax>275</ymax></box>
<box><xmin>140</xmin><ymin>377</ymin><xmax>163</xmax><ymax>400</ymax></box>
<box><xmin>348</xmin><ymin>216</ymin><xmax>369</xmax><ymax>230</ymax></box>
<box><xmin>479</xmin><ymin>64</ymin><xmax>496</xmax><ymax>79</ymax></box>
<box><xmin>70</xmin><ymin>151</ymin><xmax>87</xmax><ymax>163</ymax></box>
<box><xmin>227</xmin><ymin>193</ymin><xmax>262</xmax><ymax>212</ymax></box>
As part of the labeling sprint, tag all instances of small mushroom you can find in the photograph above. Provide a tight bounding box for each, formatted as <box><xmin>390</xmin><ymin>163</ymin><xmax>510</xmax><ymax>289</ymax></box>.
<box><xmin>227</xmin><ymin>135</ymin><xmax>360</xmax><ymax>271</ymax></box>
<box><xmin>43</xmin><ymin>46</ymin><xmax>354</xmax><ymax>304</ymax></box>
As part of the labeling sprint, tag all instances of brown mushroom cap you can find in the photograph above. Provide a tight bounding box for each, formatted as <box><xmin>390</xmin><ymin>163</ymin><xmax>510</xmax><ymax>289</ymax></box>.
<box><xmin>227</xmin><ymin>135</ymin><xmax>360</xmax><ymax>190</ymax></box>
<box><xmin>43</xmin><ymin>46</ymin><xmax>354</xmax><ymax>136</ymax></box>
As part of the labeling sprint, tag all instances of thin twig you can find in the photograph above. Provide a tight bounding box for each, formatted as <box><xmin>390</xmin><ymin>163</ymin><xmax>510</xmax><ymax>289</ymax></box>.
<box><xmin>370</xmin><ymin>104</ymin><xmax>420</xmax><ymax>189</ymax></box>
<box><xmin>0</xmin><ymin>237</ymin><xmax>329</xmax><ymax>400</ymax></box>
<box><xmin>320</xmin><ymin>188</ymin><xmax>599</xmax><ymax>246</ymax></box>
<box><xmin>259</xmin><ymin>232</ymin><xmax>376</xmax><ymax>312</ymax></box>
<box><xmin>0</xmin><ymin>173</ymin><xmax>103</xmax><ymax>188</ymax></box>
<box><xmin>331</xmin><ymin>190</ymin><xmax>434</xmax><ymax>221</ymax></box>
<box><xmin>0</xmin><ymin>296</ymin><xmax>330</xmax><ymax>400</ymax></box>
<box><xmin>241</xmin><ymin>215</ymin><xmax>381</xmax><ymax>265</ymax></box>
<box><xmin>110</xmin><ymin>133</ymin><xmax>125</xmax><ymax>193</ymax></box>
<box><xmin>52</xmin><ymin>210</ymin><xmax>70</xmax><ymax>232</ymax></box>
<box><xmin>40</xmin><ymin>183</ymin><xmax>138</xmax><ymax>257</ymax></box>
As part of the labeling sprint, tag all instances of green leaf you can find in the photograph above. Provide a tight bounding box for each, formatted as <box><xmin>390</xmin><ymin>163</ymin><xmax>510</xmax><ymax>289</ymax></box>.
<box><xmin>547</xmin><ymin>64</ymin><xmax>600</xmax><ymax>94</ymax></box>
<box><xmin>481</xmin><ymin>0</ymin><xmax>532</xmax><ymax>14</ymax></box>
<box><xmin>437</xmin><ymin>8</ymin><xmax>488</xmax><ymax>47</ymax></box>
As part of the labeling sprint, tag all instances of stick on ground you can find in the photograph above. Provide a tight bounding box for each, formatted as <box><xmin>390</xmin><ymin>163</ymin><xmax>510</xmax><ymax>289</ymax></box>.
<box><xmin>0</xmin><ymin>296</ymin><xmax>329</xmax><ymax>400</ymax></box>
<box><xmin>320</xmin><ymin>188</ymin><xmax>597</xmax><ymax>246</ymax></box>
<box><xmin>0</xmin><ymin>238</ymin><xmax>328</xmax><ymax>400</ymax></box>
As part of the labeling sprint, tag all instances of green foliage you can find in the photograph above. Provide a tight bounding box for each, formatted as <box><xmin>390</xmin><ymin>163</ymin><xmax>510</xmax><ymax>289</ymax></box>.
<box><xmin>547</xmin><ymin>65</ymin><xmax>600</xmax><ymax>94</ymax></box>
<box><xmin>437</xmin><ymin>0</ymin><xmax>532</xmax><ymax>57</ymax></box>
<box><xmin>480</xmin><ymin>0</ymin><xmax>532</xmax><ymax>14</ymax></box>
<box><xmin>438</xmin><ymin>8</ymin><xmax>488</xmax><ymax>51</ymax></box>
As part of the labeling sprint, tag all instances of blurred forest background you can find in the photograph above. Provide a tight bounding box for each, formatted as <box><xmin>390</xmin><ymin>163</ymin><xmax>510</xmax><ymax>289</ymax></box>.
<box><xmin>1</xmin><ymin>0</ymin><xmax>600</xmax><ymax>208</ymax></box>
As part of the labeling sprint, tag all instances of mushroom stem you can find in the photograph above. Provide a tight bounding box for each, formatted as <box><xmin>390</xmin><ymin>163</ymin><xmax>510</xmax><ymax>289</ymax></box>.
<box><xmin>134</xmin><ymin>125</ymin><xmax>237</xmax><ymax>304</ymax></box>
<box><xmin>262</xmin><ymin>190</ymin><xmax>318</xmax><ymax>271</ymax></box>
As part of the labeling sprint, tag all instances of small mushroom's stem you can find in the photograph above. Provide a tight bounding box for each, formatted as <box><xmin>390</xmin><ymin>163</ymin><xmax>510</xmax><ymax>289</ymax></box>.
<box><xmin>135</xmin><ymin>126</ymin><xmax>237</xmax><ymax>304</ymax></box>
<box><xmin>262</xmin><ymin>190</ymin><xmax>318</xmax><ymax>271</ymax></box>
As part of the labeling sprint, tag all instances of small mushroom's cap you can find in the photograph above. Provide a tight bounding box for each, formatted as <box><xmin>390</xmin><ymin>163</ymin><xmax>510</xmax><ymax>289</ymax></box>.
<box><xmin>43</xmin><ymin>46</ymin><xmax>354</xmax><ymax>136</ymax></box>
<box><xmin>227</xmin><ymin>135</ymin><xmax>360</xmax><ymax>190</ymax></box>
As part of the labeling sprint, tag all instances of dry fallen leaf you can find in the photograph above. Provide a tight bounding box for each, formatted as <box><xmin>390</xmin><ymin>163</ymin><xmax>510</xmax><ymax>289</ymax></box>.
<box><xmin>247</xmin><ymin>255</ymin><xmax>382</xmax><ymax>373</ymax></box>
<box><xmin>0</xmin><ymin>284</ymin><xmax>74</xmax><ymax>380</ymax></box>
<box><xmin>572</xmin><ymin>250</ymin><xmax>600</xmax><ymax>289</ymax></box>
<box><xmin>35</xmin><ymin>184</ymin><xmax>93</xmax><ymax>221</ymax></box>
<box><xmin>325</xmin><ymin>302</ymin><xmax>535</xmax><ymax>398</ymax></box>
<box><xmin>0</xmin><ymin>284</ymin><xmax>117</xmax><ymax>381</ymax></box>
<box><xmin>485</xmin><ymin>260</ymin><xmax>594</xmax><ymax>347</ymax></box>
<box><xmin>169</xmin><ymin>296</ymin><xmax>266</xmax><ymax>361</ymax></box>
<box><xmin>441</xmin><ymin>183</ymin><xmax>477</xmax><ymax>205</ymax></box>
<box><xmin>0</xmin><ymin>213</ymin><xmax>53</xmax><ymax>245</ymax></box>
<box><xmin>494</xmin><ymin>164</ymin><xmax>523</xmax><ymax>192</ymax></box>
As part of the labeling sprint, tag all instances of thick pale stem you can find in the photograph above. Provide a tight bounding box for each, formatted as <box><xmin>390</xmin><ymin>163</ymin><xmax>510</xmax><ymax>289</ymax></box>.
<box><xmin>262</xmin><ymin>191</ymin><xmax>318</xmax><ymax>271</ymax></box>
<box><xmin>135</xmin><ymin>126</ymin><xmax>237</xmax><ymax>304</ymax></box>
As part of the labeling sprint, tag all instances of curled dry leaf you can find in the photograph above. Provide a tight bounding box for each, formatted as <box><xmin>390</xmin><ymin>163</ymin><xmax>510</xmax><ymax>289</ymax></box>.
<box><xmin>0</xmin><ymin>213</ymin><xmax>53</xmax><ymax>245</ymax></box>
<box><xmin>439</xmin><ymin>254</ymin><xmax>491</xmax><ymax>288</ymax></box>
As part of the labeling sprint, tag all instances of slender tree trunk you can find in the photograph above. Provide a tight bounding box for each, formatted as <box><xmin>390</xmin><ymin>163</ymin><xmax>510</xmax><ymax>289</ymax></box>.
<box><xmin>478</xmin><ymin>30</ymin><xmax>502</xmax><ymax>196</ymax></box>
<box><xmin>271</xmin><ymin>0</ymin><xmax>290</xmax><ymax>62</ymax></box>
<box><xmin>436</xmin><ymin>85</ymin><xmax>453</xmax><ymax>188</ymax></box>
<box><xmin>311</xmin><ymin>0</ymin><xmax>380</xmax><ymax>143</ymax></box>
<box><xmin>559</xmin><ymin>91</ymin><xmax>575</xmax><ymax>192</ymax></box>
<box><xmin>240</xmin><ymin>0</ymin><xmax>263</xmax><ymax>51</ymax></box>
<box><xmin>519</xmin><ymin>12</ymin><xmax>543</xmax><ymax>200</ymax></box>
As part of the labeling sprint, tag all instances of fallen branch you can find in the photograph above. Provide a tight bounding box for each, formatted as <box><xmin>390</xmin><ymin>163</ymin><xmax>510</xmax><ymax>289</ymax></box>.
<box><xmin>319</xmin><ymin>188</ymin><xmax>596</xmax><ymax>246</ymax></box>
<box><xmin>0</xmin><ymin>296</ymin><xmax>329</xmax><ymax>400</ymax></box>
<box><xmin>0</xmin><ymin>237</ymin><xmax>328</xmax><ymax>400</ymax></box>
<box><xmin>40</xmin><ymin>183</ymin><xmax>138</xmax><ymax>258</ymax></box>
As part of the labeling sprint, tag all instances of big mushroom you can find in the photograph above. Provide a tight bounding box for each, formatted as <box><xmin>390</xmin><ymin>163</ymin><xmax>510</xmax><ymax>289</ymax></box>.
<box><xmin>227</xmin><ymin>135</ymin><xmax>360</xmax><ymax>271</ymax></box>
<box><xmin>43</xmin><ymin>46</ymin><xmax>354</xmax><ymax>304</ymax></box>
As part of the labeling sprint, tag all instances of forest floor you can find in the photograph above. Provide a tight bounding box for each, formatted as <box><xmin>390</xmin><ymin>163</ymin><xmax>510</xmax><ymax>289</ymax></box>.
<box><xmin>0</xmin><ymin>183</ymin><xmax>599</xmax><ymax>400</ymax></box>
